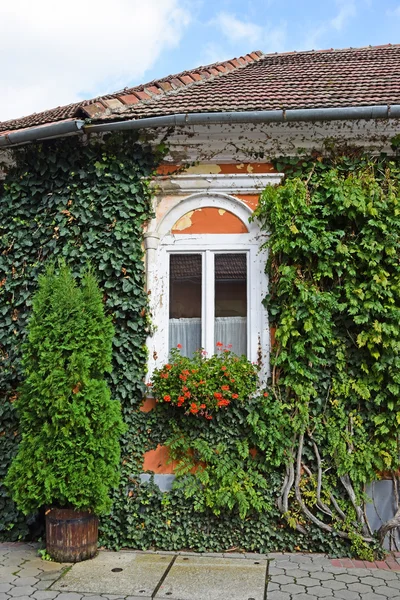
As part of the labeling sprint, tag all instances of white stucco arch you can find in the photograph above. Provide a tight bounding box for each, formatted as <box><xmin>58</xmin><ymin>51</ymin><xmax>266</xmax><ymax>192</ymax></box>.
<box><xmin>152</xmin><ymin>191</ymin><xmax>258</xmax><ymax>239</ymax></box>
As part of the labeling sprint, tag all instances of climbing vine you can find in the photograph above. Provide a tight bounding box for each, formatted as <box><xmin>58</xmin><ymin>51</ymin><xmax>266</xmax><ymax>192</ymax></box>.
<box><xmin>0</xmin><ymin>132</ymin><xmax>158</xmax><ymax>540</ymax></box>
<box><xmin>253</xmin><ymin>153</ymin><xmax>400</xmax><ymax>557</ymax></box>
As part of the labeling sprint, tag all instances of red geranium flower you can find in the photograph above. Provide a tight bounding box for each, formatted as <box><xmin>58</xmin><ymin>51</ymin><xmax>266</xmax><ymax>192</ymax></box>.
<box><xmin>216</xmin><ymin>341</ymin><xmax>223</xmax><ymax>348</ymax></box>
<box><xmin>214</xmin><ymin>392</ymin><xmax>222</xmax><ymax>399</ymax></box>
<box><xmin>164</xmin><ymin>395</ymin><xmax>171</xmax><ymax>402</ymax></box>
<box><xmin>232</xmin><ymin>393</ymin><xmax>239</xmax><ymax>399</ymax></box>
<box><xmin>177</xmin><ymin>344</ymin><xmax>182</xmax><ymax>349</ymax></box>
<box><xmin>217</xmin><ymin>399</ymin><xmax>230</xmax><ymax>407</ymax></box>
<box><xmin>221</xmin><ymin>385</ymin><xmax>229</xmax><ymax>391</ymax></box>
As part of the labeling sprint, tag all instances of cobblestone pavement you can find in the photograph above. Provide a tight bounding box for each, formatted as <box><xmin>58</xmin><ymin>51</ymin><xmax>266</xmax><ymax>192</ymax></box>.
<box><xmin>1</xmin><ymin>542</ymin><xmax>400</xmax><ymax>600</ymax></box>
<box><xmin>267</xmin><ymin>552</ymin><xmax>400</xmax><ymax>600</ymax></box>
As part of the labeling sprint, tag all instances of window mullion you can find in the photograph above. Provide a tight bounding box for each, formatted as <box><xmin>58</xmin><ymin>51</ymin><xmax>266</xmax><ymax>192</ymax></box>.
<box><xmin>203</xmin><ymin>250</ymin><xmax>215</xmax><ymax>356</ymax></box>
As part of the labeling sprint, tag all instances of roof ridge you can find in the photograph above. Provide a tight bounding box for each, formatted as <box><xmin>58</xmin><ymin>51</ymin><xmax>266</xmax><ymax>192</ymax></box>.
<box><xmin>114</xmin><ymin>51</ymin><xmax>264</xmax><ymax>94</ymax></box>
<box><xmin>260</xmin><ymin>43</ymin><xmax>400</xmax><ymax>58</ymax></box>
<box><xmin>79</xmin><ymin>51</ymin><xmax>264</xmax><ymax>119</ymax></box>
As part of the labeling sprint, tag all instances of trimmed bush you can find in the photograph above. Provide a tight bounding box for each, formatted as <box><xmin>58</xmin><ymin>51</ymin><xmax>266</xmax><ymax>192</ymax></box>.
<box><xmin>5</xmin><ymin>264</ymin><xmax>125</xmax><ymax>515</ymax></box>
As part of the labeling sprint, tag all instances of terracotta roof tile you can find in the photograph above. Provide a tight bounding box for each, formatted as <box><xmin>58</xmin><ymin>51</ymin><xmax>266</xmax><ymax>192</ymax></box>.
<box><xmin>1</xmin><ymin>45</ymin><xmax>400</xmax><ymax>133</ymax></box>
<box><xmin>0</xmin><ymin>52</ymin><xmax>263</xmax><ymax>133</ymax></box>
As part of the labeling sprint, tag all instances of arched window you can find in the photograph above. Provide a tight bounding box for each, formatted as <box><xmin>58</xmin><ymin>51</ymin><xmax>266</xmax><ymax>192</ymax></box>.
<box><xmin>145</xmin><ymin>192</ymin><xmax>269</xmax><ymax>379</ymax></box>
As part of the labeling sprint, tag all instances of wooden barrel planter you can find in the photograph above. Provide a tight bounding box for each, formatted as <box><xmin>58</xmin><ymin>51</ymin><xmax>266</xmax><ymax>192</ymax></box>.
<box><xmin>46</xmin><ymin>508</ymin><xmax>98</xmax><ymax>562</ymax></box>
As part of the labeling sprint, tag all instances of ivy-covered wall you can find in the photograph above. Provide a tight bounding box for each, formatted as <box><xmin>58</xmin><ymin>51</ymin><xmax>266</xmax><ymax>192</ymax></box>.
<box><xmin>0</xmin><ymin>133</ymin><xmax>157</xmax><ymax>540</ymax></box>
<box><xmin>1</xmin><ymin>134</ymin><xmax>399</xmax><ymax>558</ymax></box>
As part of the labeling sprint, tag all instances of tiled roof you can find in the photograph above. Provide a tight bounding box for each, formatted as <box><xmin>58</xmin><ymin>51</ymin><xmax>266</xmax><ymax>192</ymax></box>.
<box><xmin>1</xmin><ymin>45</ymin><xmax>400</xmax><ymax>133</ymax></box>
<box><xmin>0</xmin><ymin>52</ymin><xmax>262</xmax><ymax>132</ymax></box>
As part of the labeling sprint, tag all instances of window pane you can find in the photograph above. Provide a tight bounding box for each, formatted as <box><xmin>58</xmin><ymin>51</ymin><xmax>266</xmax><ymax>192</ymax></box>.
<box><xmin>169</xmin><ymin>254</ymin><xmax>202</xmax><ymax>358</ymax></box>
<box><xmin>214</xmin><ymin>253</ymin><xmax>247</xmax><ymax>356</ymax></box>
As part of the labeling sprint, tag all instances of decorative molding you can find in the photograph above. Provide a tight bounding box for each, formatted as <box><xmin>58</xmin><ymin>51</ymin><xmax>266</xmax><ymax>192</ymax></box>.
<box><xmin>153</xmin><ymin>192</ymin><xmax>258</xmax><ymax>238</ymax></box>
<box><xmin>154</xmin><ymin>173</ymin><xmax>283</xmax><ymax>195</ymax></box>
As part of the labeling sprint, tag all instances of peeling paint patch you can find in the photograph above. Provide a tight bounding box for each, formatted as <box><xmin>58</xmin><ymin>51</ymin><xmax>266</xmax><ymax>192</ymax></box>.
<box><xmin>185</xmin><ymin>163</ymin><xmax>221</xmax><ymax>174</ymax></box>
<box><xmin>144</xmin><ymin>121</ymin><xmax>400</xmax><ymax>164</ymax></box>
<box><xmin>218</xmin><ymin>209</ymin><xmax>226</xmax><ymax>216</ymax></box>
<box><xmin>173</xmin><ymin>210</ymin><xmax>195</xmax><ymax>231</ymax></box>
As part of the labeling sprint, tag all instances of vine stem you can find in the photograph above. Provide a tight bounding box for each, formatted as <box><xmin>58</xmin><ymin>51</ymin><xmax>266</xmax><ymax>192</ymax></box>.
<box><xmin>293</xmin><ymin>433</ymin><xmax>374</xmax><ymax>543</ymax></box>
<box><xmin>309</xmin><ymin>439</ymin><xmax>335</xmax><ymax>517</ymax></box>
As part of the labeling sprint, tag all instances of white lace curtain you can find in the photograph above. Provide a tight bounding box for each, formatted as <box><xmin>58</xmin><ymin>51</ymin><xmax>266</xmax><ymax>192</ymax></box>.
<box><xmin>169</xmin><ymin>316</ymin><xmax>247</xmax><ymax>358</ymax></box>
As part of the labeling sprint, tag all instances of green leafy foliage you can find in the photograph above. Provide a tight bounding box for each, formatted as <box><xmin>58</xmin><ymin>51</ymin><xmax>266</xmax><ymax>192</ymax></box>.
<box><xmin>99</xmin><ymin>400</ymin><xmax>349</xmax><ymax>556</ymax></box>
<box><xmin>253</xmin><ymin>154</ymin><xmax>400</xmax><ymax>554</ymax></box>
<box><xmin>0</xmin><ymin>133</ymin><xmax>157</xmax><ymax>538</ymax></box>
<box><xmin>5</xmin><ymin>264</ymin><xmax>125</xmax><ymax>515</ymax></box>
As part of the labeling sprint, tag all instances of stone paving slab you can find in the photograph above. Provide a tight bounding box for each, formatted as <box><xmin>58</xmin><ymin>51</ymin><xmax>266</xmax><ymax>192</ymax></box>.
<box><xmin>155</xmin><ymin>555</ymin><xmax>268</xmax><ymax>600</ymax></box>
<box><xmin>51</xmin><ymin>553</ymin><xmax>172</xmax><ymax>597</ymax></box>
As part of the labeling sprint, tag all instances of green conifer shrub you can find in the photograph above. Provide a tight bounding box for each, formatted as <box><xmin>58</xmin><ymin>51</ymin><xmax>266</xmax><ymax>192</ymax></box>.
<box><xmin>5</xmin><ymin>264</ymin><xmax>125</xmax><ymax>516</ymax></box>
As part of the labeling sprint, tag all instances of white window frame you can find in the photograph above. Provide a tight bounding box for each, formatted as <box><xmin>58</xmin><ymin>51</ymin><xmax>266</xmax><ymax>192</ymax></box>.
<box><xmin>145</xmin><ymin>192</ymin><xmax>269</xmax><ymax>381</ymax></box>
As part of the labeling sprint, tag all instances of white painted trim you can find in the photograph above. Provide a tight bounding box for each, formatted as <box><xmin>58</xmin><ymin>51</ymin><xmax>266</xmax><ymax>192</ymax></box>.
<box><xmin>154</xmin><ymin>172</ymin><xmax>283</xmax><ymax>194</ymax></box>
<box><xmin>204</xmin><ymin>250</ymin><xmax>215</xmax><ymax>353</ymax></box>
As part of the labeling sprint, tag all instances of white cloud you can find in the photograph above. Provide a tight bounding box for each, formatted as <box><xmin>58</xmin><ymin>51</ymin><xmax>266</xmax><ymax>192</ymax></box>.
<box><xmin>214</xmin><ymin>12</ymin><xmax>264</xmax><ymax>45</ymax></box>
<box><xmin>386</xmin><ymin>5</ymin><xmax>400</xmax><ymax>16</ymax></box>
<box><xmin>300</xmin><ymin>0</ymin><xmax>357</xmax><ymax>50</ymax></box>
<box><xmin>330</xmin><ymin>1</ymin><xmax>357</xmax><ymax>31</ymax></box>
<box><xmin>0</xmin><ymin>0</ymin><xmax>191</xmax><ymax>122</ymax></box>
<box><xmin>212</xmin><ymin>12</ymin><xmax>287</xmax><ymax>53</ymax></box>
<box><xmin>198</xmin><ymin>42</ymin><xmax>233</xmax><ymax>66</ymax></box>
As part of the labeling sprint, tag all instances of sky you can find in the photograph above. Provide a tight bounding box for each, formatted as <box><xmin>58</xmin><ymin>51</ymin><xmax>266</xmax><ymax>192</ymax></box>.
<box><xmin>1</xmin><ymin>0</ymin><xmax>399</xmax><ymax>122</ymax></box>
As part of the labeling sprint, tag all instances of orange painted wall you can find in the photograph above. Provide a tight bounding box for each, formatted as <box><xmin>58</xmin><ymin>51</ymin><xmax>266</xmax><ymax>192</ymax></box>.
<box><xmin>143</xmin><ymin>445</ymin><xmax>179</xmax><ymax>473</ymax></box>
<box><xmin>236</xmin><ymin>194</ymin><xmax>260</xmax><ymax>211</ymax></box>
<box><xmin>172</xmin><ymin>207</ymin><xmax>248</xmax><ymax>234</ymax></box>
